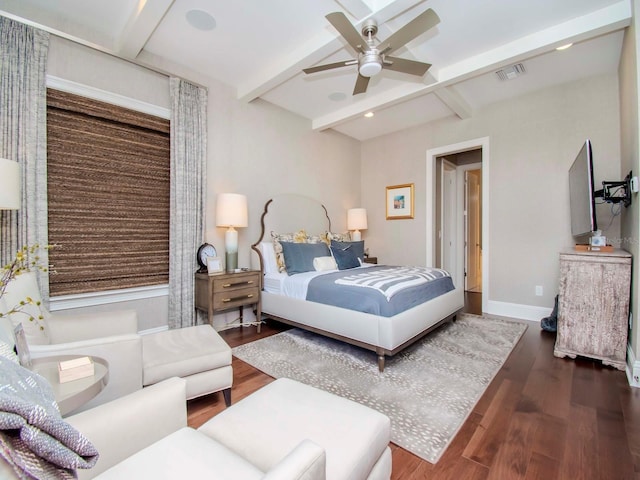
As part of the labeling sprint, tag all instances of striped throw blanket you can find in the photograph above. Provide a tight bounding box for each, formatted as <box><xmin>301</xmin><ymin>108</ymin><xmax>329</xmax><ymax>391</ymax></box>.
<box><xmin>335</xmin><ymin>266</ymin><xmax>451</xmax><ymax>301</ymax></box>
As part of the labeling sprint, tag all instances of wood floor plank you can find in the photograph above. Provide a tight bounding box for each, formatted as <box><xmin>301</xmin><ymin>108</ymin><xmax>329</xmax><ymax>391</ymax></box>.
<box><xmin>186</xmin><ymin>318</ymin><xmax>640</xmax><ymax>479</ymax></box>
<box><xmin>462</xmin><ymin>378</ymin><xmax>522</xmax><ymax>467</ymax></box>
<box><xmin>558</xmin><ymin>404</ymin><xmax>599</xmax><ymax>480</ymax></box>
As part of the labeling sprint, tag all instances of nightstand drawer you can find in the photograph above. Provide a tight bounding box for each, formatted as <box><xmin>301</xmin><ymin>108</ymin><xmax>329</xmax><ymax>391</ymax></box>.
<box><xmin>212</xmin><ymin>275</ymin><xmax>258</xmax><ymax>293</ymax></box>
<box><xmin>212</xmin><ymin>285</ymin><xmax>259</xmax><ymax>310</ymax></box>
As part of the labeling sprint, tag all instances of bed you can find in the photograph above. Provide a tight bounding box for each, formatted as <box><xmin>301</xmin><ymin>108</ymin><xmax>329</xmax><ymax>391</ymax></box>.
<box><xmin>250</xmin><ymin>194</ymin><xmax>464</xmax><ymax>371</ymax></box>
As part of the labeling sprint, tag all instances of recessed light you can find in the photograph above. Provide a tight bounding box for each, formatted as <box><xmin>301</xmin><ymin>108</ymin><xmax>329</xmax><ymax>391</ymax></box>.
<box><xmin>556</xmin><ymin>43</ymin><xmax>573</xmax><ymax>51</ymax></box>
<box><xmin>328</xmin><ymin>92</ymin><xmax>346</xmax><ymax>102</ymax></box>
<box><xmin>364</xmin><ymin>112</ymin><xmax>374</xmax><ymax>118</ymax></box>
<box><xmin>186</xmin><ymin>10</ymin><xmax>216</xmax><ymax>31</ymax></box>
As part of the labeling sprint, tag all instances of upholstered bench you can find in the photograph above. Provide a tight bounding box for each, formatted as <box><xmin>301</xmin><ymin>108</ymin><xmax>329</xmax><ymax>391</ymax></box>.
<box><xmin>141</xmin><ymin>325</ymin><xmax>232</xmax><ymax>404</ymax></box>
<box><xmin>199</xmin><ymin>378</ymin><xmax>392</xmax><ymax>480</ymax></box>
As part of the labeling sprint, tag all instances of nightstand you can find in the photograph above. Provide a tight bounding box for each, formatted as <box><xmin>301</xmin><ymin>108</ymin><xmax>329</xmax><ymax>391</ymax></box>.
<box><xmin>195</xmin><ymin>270</ymin><xmax>262</xmax><ymax>332</ymax></box>
<box><xmin>363</xmin><ymin>257</ymin><xmax>378</xmax><ymax>264</ymax></box>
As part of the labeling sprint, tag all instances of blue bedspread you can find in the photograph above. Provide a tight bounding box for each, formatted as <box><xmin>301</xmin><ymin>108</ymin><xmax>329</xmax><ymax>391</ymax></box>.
<box><xmin>306</xmin><ymin>265</ymin><xmax>455</xmax><ymax>317</ymax></box>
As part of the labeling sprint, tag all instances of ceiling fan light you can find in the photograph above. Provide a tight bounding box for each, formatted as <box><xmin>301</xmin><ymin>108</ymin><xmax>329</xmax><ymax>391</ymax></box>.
<box><xmin>358</xmin><ymin>61</ymin><xmax>382</xmax><ymax>77</ymax></box>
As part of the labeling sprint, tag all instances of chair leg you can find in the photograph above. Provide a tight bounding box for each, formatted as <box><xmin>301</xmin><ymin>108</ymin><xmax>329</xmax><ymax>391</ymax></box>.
<box><xmin>222</xmin><ymin>388</ymin><xmax>232</xmax><ymax>407</ymax></box>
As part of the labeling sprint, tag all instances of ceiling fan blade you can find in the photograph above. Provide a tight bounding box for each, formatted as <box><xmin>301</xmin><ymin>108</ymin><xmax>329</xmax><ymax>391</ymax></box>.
<box><xmin>326</xmin><ymin>12</ymin><xmax>365</xmax><ymax>53</ymax></box>
<box><xmin>383</xmin><ymin>56</ymin><xmax>432</xmax><ymax>76</ymax></box>
<box><xmin>303</xmin><ymin>60</ymin><xmax>356</xmax><ymax>74</ymax></box>
<box><xmin>353</xmin><ymin>74</ymin><xmax>370</xmax><ymax>95</ymax></box>
<box><xmin>379</xmin><ymin>9</ymin><xmax>440</xmax><ymax>55</ymax></box>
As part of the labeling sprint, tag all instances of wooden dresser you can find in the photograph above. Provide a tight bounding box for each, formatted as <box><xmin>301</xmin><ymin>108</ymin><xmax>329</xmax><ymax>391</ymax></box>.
<box><xmin>195</xmin><ymin>270</ymin><xmax>262</xmax><ymax>332</ymax></box>
<box><xmin>554</xmin><ymin>249</ymin><xmax>631</xmax><ymax>370</ymax></box>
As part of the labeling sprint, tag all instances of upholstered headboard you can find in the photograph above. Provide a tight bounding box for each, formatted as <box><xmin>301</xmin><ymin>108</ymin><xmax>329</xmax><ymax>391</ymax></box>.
<box><xmin>250</xmin><ymin>194</ymin><xmax>331</xmax><ymax>275</ymax></box>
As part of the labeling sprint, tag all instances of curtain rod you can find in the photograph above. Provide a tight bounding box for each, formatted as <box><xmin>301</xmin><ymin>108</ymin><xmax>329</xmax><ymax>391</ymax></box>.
<box><xmin>0</xmin><ymin>10</ymin><xmax>208</xmax><ymax>91</ymax></box>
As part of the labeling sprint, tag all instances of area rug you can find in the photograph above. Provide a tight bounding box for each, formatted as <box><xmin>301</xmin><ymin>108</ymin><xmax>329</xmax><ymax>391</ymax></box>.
<box><xmin>232</xmin><ymin>313</ymin><xmax>527</xmax><ymax>463</ymax></box>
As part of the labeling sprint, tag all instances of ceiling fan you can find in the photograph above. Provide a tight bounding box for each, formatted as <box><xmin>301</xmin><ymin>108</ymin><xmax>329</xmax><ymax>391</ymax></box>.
<box><xmin>303</xmin><ymin>9</ymin><xmax>440</xmax><ymax>95</ymax></box>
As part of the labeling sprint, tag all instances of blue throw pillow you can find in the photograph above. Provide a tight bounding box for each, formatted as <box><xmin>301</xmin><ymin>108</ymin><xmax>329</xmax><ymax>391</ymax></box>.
<box><xmin>330</xmin><ymin>240</ymin><xmax>365</xmax><ymax>262</ymax></box>
<box><xmin>330</xmin><ymin>245</ymin><xmax>360</xmax><ymax>270</ymax></box>
<box><xmin>280</xmin><ymin>242</ymin><xmax>330</xmax><ymax>275</ymax></box>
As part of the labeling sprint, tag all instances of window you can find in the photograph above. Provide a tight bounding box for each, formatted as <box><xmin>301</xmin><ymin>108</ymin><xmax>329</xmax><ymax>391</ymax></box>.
<box><xmin>46</xmin><ymin>88</ymin><xmax>170</xmax><ymax>296</ymax></box>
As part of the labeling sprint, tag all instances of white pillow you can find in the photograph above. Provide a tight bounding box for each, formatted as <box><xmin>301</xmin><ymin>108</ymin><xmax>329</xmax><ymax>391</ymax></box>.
<box><xmin>259</xmin><ymin>242</ymin><xmax>278</xmax><ymax>274</ymax></box>
<box><xmin>313</xmin><ymin>256</ymin><xmax>338</xmax><ymax>271</ymax></box>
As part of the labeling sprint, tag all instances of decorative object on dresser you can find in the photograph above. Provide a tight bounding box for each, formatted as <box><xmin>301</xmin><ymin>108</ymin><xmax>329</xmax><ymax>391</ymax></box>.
<box><xmin>194</xmin><ymin>270</ymin><xmax>262</xmax><ymax>331</ymax></box>
<box><xmin>196</xmin><ymin>242</ymin><xmax>217</xmax><ymax>273</ymax></box>
<box><xmin>386</xmin><ymin>183</ymin><xmax>414</xmax><ymax>219</ymax></box>
<box><xmin>347</xmin><ymin>208</ymin><xmax>367</xmax><ymax>241</ymax></box>
<box><xmin>554</xmin><ymin>249</ymin><xmax>631</xmax><ymax>370</ymax></box>
<box><xmin>215</xmin><ymin>193</ymin><xmax>248</xmax><ymax>272</ymax></box>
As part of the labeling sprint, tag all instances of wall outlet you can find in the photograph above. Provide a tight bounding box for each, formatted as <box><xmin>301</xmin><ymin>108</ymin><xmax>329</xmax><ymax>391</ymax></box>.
<box><xmin>535</xmin><ymin>285</ymin><xmax>543</xmax><ymax>296</ymax></box>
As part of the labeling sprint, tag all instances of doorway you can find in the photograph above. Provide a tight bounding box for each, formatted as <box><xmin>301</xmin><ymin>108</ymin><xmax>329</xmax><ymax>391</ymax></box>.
<box><xmin>434</xmin><ymin>149</ymin><xmax>483</xmax><ymax>315</ymax></box>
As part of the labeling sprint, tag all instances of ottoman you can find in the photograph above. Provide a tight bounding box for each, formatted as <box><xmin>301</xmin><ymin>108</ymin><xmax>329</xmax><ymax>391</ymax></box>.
<box><xmin>199</xmin><ymin>378</ymin><xmax>392</xmax><ymax>480</ymax></box>
<box><xmin>142</xmin><ymin>325</ymin><xmax>232</xmax><ymax>404</ymax></box>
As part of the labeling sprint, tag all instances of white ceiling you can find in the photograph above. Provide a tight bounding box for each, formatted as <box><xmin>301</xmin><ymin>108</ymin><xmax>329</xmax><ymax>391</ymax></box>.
<box><xmin>0</xmin><ymin>0</ymin><xmax>631</xmax><ymax>141</ymax></box>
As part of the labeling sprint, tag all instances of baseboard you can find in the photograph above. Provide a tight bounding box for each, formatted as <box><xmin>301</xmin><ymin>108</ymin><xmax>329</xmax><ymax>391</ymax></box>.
<box><xmin>486</xmin><ymin>300</ymin><xmax>552</xmax><ymax>322</ymax></box>
<box><xmin>627</xmin><ymin>344</ymin><xmax>640</xmax><ymax>388</ymax></box>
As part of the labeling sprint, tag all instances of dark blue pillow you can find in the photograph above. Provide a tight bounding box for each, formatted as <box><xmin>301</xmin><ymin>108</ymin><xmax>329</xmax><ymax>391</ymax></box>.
<box><xmin>330</xmin><ymin>240</ymin><xmax>365</xmax><ymax>262</ymax></box>
<box><xmin>330</xmin><ymin>245</ymin><xmax>360</xmax><ymax>270</ymax></box>
<box><xmin>280</xmin><ymin>242</ymin><xmax>330</xmax><ymax>275</ymax></box>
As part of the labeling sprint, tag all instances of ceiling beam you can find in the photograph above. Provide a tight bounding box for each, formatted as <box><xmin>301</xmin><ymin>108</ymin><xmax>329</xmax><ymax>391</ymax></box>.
<box><xmin>434</xmin><ymin>86</ymin><xmax>473</xmax><ymax>120</ymax></box>
<box><xmin>236</xmin><ymin>0</ymin><xmax>429</xmax><ymax>102</ymax></box>
<box><xmin>116</xmin><ymin>0</ymin><xmax>175</xmax><ymax>59</ymax></box>
<box><xmin>311</xmin><ymin>0</ymin><xmax>631</xmax><ymax>131</ymax></box>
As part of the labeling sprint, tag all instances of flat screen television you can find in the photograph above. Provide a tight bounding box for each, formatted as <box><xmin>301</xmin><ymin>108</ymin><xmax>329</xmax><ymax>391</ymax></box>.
<box><xmin>568</xmin><ymin>139</ymin><xmax>597</xmax><ymax>237</ymax></box>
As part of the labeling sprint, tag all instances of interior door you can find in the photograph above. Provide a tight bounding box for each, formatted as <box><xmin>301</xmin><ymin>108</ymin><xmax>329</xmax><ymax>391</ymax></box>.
<box><xmin>465</xmin><ymin>169</ymin><xmax>482</xmax><ymax>292</ymax></box>
<box><xmin>442</xmin><ymin>161</ymin><xmax>457</xmax><ymax>279</ymax></box>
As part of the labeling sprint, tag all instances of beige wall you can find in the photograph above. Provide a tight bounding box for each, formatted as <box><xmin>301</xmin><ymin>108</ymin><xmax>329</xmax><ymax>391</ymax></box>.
<box><xmin>361</xmin><ymin>74</ymin><xmax>621</xmax><ymax>317</ymax></box>
<box><xmin>619</xmin><ymin>0</ymin><xmax>640</xmax><ymax>385</ymax></box>
<box><xmin>46</xmin><ymin>37</ymin><xmax>361</xmax><ymax>331</ymax></box>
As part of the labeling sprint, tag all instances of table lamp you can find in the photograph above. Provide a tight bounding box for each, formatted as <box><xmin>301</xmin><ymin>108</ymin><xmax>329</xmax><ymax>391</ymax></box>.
<box><xmin>347</xmin><ymin>208</ymin><xmax>367</xmax><ymax>241</ymax></box>
<box><xmin>216</xmin><ymin>193</ymin><xmax>248</xmax><ymax>272</ymax></box>
<box><xmin>0</xmin><ymin>158</ymin><xmax>21</xmax><ymax>210</ymax></box>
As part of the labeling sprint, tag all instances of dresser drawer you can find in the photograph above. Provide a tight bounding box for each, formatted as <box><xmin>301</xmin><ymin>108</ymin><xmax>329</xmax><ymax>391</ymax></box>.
<box><xmin>212</xmin><ymin>274</ymin><xmax>258</xmax><ymax>293</ymax></box>
<box><xmin>212</xmin><ymin>285</ymin><xmax>259</xmax><ymax>310</ymax></box>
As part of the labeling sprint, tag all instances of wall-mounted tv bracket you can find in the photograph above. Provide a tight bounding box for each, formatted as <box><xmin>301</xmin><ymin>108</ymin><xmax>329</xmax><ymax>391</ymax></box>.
<box><xmin>594</xmin><ymin>171</ymin><xmax>633</xmax><ymax>207</ymax></box>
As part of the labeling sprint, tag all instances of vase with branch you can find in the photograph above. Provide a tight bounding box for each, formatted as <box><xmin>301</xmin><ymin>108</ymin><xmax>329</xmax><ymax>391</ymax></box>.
<box><xmin>0</xmin><ymin>244</ymin><xmax>52</xmax><ymax>332</ymax></box>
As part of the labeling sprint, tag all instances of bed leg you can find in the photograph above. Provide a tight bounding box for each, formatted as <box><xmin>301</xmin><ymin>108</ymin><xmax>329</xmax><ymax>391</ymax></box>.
<box><xmin>378</xmin><ymin>354</ymin><xmax>385</xmax><ymax>372</ymax></box>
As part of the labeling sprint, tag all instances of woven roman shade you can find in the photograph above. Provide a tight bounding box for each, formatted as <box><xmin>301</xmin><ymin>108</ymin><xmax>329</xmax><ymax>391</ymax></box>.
<box><xmin>46</xmin><ymin>88</ymin><xmax>170</xmax><ymax>296</ymax></box>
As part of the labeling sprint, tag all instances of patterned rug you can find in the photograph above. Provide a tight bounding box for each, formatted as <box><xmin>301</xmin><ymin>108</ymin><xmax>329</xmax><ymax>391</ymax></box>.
<box><xmin>232</xmin><ymin>313</ymin><xmax>527</xmax><ymax>463</ymax></box>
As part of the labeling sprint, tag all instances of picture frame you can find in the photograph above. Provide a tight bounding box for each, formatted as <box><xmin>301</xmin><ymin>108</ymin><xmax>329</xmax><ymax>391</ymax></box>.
<box><xmin>386</xmin><ymin>183</ymin><xmax>414</xmax><ymax>220</ymax></box>
<box><xmin>14</xmin><ymin>324</ymin><xmax>32</xmax><ymax>368</ymax></box>
<box><xmin>207</xmin><ymin>256</ymin><xmax>224</xmax><ymax>275</ymax></box>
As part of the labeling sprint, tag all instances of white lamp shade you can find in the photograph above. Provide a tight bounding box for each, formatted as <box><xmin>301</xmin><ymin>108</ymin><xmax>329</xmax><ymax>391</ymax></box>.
<box><xmin>0</xmin><ymin>158</ymin><xmax>21</xmax><ymax>210</ymax></box>
<box><xmin>215</xmin><ymin>193</ymin><xmax>248</xmax><ymax>228</ymax></box>
<box><xmin>347</xmin><ymin>208</ymin><xmax>368</xmax><ymax>230</ymax></box>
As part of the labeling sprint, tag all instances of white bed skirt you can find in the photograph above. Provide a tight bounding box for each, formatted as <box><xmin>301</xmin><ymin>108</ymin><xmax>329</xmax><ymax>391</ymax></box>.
<box><xmin>262</xmin><ymin>287</ymin><xmax>465</xmax><ymax>352</ymax></box>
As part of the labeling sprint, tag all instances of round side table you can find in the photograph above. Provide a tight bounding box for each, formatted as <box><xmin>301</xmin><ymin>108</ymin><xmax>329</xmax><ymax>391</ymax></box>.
<box><xmin>31</xmin><ymin>355</ymin><xmax>109</xmax><ymax>416</ymax></box>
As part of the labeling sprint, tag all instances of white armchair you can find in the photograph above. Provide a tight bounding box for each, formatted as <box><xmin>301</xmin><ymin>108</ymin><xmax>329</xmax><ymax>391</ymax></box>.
<box><xmin>0</xmin><ymin>272</ymin><xmax>142</xmax><ymax>412</ymax></box>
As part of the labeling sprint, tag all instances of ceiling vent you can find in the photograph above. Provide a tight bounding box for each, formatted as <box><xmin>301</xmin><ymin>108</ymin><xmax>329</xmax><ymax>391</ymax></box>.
<box><xmin>495</xmin><ymin>63</ymin><xmax>526</xmax><ymax>81</ymax></box>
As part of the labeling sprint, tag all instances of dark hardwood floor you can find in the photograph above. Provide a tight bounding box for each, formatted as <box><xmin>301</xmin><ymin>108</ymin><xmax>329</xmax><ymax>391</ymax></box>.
<box><xmin>187</xmin><ymin>314</ymin><xmax>640</xmax><ymax>479</ymax></box>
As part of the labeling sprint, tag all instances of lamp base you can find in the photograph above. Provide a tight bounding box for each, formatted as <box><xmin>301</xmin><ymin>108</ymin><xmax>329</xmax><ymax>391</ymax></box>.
<box><xmin>225</xmin><ymin>251</ymin><xmax>238</xmax><ymax>272</ymax></box>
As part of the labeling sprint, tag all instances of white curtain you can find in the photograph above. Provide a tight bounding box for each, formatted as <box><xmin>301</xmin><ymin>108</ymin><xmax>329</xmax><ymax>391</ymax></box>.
<box><xmin>0</xmin><ymin>17</ymin><xmax>50</xmax><ymax>299</ymax></box>
<box><xmin>168</xmin><ymin>77</ymin><xmax>208</xmax><ymax>328</ymax></box>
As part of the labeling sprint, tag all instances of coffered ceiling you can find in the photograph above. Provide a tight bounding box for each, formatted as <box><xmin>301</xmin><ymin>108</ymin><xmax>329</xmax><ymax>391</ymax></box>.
<box><xmin>0</xmin><ymin>0</ymin><xmax>631</xmax><ymax>140</ymax></box>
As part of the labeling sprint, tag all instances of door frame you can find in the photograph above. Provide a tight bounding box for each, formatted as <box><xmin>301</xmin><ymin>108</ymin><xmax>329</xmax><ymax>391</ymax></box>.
<box><xmin>426</xmin><ymin>137</ymin><xmax>489</xmax><ymax>313</ymax></box>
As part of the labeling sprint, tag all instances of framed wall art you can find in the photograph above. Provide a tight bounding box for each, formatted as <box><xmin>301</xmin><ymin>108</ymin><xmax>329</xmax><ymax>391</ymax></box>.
<box><xmin>386</xmin><ymin>183</ymin><xmax>414</xmax><ymax>220</ymax></box>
